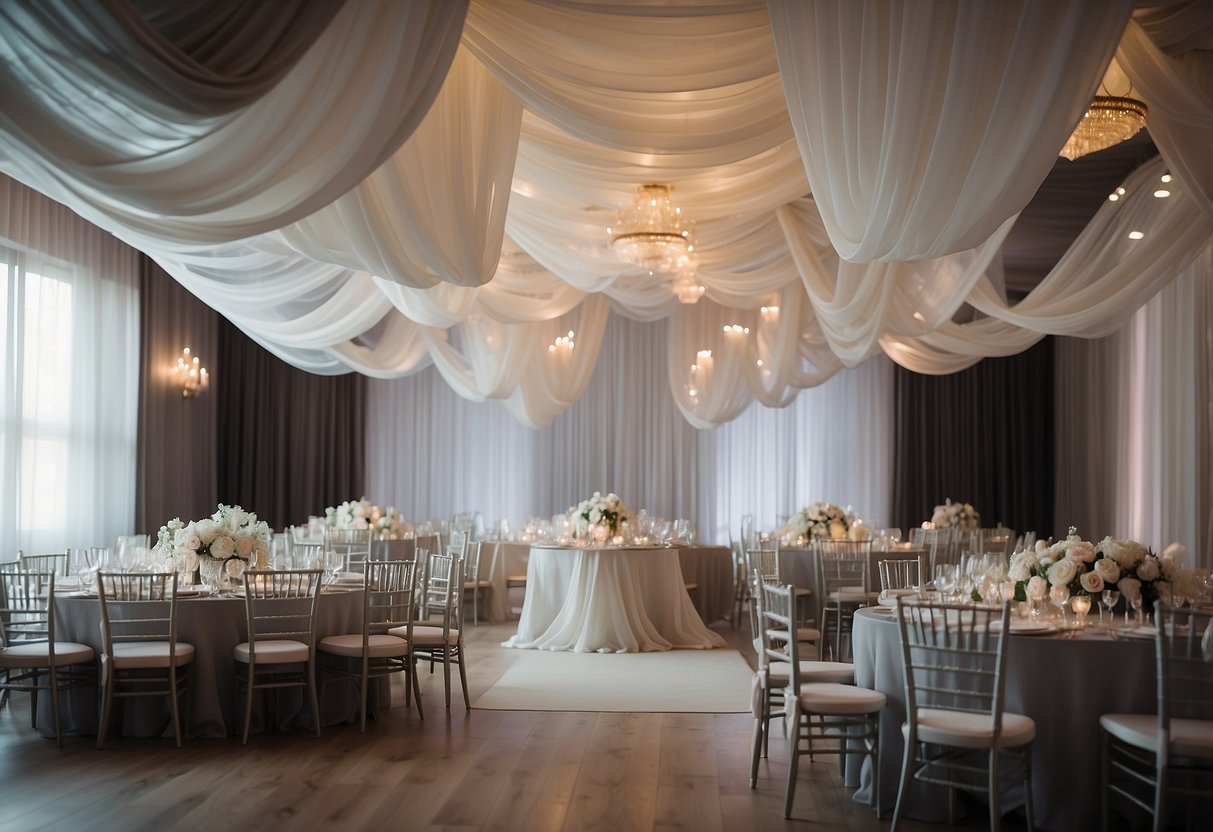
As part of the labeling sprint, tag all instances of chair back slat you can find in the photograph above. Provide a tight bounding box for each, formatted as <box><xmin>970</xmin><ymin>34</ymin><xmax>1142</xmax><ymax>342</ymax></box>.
<box><xmin>324</xmin><ymin>527</ymin><xmax>373</xmax><ymax>574</ymax></box>
<box><xmin>745</xmin><ymin>544</ymin><xmax>778</xmax><ymax>584</ymax></box>
<box><xmin>1154</xmin><ymin>602</ymin><xmax>1213</xmax><ymax>729</ymax></box>
<box><xmin>879</xmin><ymin>557</ymin><xmax>924</xmax><ymax>593</ymax></box>
<box><xmin>0</xmin><ymin>567</ymin><xmax>54</xmax><ymax>645</ymax></box>
<box><xmin>18</xmin><ymin>551</ymin><xmax>69</xmax><ymax>579</ymax></box>
<box><xmin>242</xmin><ymin>569</ymin><xmax>322</xmax><ymax>645</ymax></box>
<box><xmin>422</xmin><ymin>551</ymin><xmax>464</xmax><ymax>630</ymax></box>
<box><xmin>896</xmin><ymin>598</ymin><xmax>1011</xmax><ymax>730</ymax></box>
<box><xmin>97</xmin><ymin>571</ymin><xmax>181</xmax><ymax>658</ymax></box>
<box><xmin>364</xmin><ymin>559</ymin><xmax>418</xmax><ymax>634</ymax></box>
<box><xmin>814</xmin><ymin>539</ymin><xmax>873</xmax><ymax>595</ymax></box>
<box><xmin>910</xmin><ymin>526</ymin><xmax>955</xmax><ymax>572</ymax></box>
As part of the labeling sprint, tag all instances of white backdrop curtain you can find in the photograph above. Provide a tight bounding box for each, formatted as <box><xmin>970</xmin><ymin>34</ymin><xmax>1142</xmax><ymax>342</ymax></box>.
<box><xmin>366</xmin><ymin>313</ymin><xmax>894</xmax><ymax>543</ymax></box>
<box><xmin>0</xmin><ymin>176</ymin><xmax>140</xmax><ymax>556</ymax></box>
<box><xmin>1054</xmin><ymin>244</ymin><xmax>1212</xmax><ymax>566</ymax></box>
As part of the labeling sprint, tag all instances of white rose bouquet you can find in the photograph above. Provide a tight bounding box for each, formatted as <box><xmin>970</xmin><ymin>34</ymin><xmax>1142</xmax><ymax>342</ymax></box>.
<box><xmin>1093</xmin><ymin>537</ymin><xmax>1201</xmax><ymax>611</ymax></box>
<box><xmin>155</xmin><ymin>503</ymin><xmax>270</xmax><ymax>580</ymax></box>
<box><xmin>568</xmin><ymin>491</ymin><xmax>631</xmax><ymax>537</ymax></box>
<box><xmin>781</xmin><ymin>502</ymin><xmax>867</xmax><ymax>545</ymax></box>
<box><xmin>1009</xmin><ymin>526</ymin><xmax>1095</xmax><ymax>601</ymax></box>
<box><xmin>325</xmin><ymin>497</ymin><xmax>409</xmax><ymax>539</ymax></box>
<box><xmin>929</xmin><ymin>499</ymin><xmax>981</xmax><ymax>531</ymax></box>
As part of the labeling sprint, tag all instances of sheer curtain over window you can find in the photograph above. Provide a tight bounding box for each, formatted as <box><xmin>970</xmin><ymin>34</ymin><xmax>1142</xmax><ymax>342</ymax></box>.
<box><xmin>0</xmin><ymin>176</ymin><xmax>139</xmax><ymax>555</ymax></box>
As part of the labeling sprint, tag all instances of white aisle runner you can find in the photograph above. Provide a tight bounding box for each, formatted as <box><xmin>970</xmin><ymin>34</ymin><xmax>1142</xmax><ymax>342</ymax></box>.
<box><xmin>472</xmin><ymin>648</ymin><xmax>753</xmax><ymax>713</ymax></box>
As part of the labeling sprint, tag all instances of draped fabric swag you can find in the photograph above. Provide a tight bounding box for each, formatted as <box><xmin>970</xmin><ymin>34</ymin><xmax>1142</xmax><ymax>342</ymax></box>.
<box><xmin>1</xmin><ymin>0</ymin><xmax>1210</xmax><ymax>429</ymax></box>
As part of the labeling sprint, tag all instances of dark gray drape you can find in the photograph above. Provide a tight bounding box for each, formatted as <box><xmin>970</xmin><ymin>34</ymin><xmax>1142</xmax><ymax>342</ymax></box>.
<box><xmin>137</xmin><ymin>254</ymin><xmax>366</xmax><ymax>533</ymax></box>
<box><xmin>891</xmin><ymin>338</ymin><xmax>1055</xmax><ymax>536</ymax></box>
<box><xmin>215</xmin><ymin>320</ymin><xmax>365</xmax><ymax>530</ymax></box>
<box><xmin>135</xmin><ymin>256</ymin><xmax>219</xmax><ymax>532</ymax></box>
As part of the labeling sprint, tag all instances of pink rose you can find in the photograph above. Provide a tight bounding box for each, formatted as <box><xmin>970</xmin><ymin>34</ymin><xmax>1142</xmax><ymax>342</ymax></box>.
<box><xmin>1080</xmin><ymin>571</ymin><xmax>1104</xmax><ymax>594</ymax></box>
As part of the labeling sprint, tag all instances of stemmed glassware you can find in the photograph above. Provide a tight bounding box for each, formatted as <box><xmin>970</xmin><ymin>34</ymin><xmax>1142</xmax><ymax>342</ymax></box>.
<box><xmin>1101</xmin><ymin>588</ymin><xmax>1120</xmax><ymax>629</ymax></box>
<box><xmin>1128</xmin><ymin>593</ymin><xmax>1144</xmax><ymax>627</ymax></box>
<box><xmin>934</xmin><ymin>564</ymin><xmax>957</xmax><ymax>601</ymax></box>
<box><xmin>1049</xmin><ymin>584</ymin><xmax>1071</xmax><ymax>626</ymax></box>
<box><xmin>323</xmin><ymin>549</ymin><xmax>344</xmax><ymax>585</ymax></box>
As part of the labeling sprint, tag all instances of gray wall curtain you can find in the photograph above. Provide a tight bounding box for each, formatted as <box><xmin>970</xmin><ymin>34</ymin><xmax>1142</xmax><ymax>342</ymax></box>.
<box><xmin>136</xmin><ymin>254</ymin><xmax>366</xmax><ymax>533</ymax></box>
<box><xmin>891</xmin><ymin>338</ymin><xmax>1055</xmax><ymax>536</ymax></box>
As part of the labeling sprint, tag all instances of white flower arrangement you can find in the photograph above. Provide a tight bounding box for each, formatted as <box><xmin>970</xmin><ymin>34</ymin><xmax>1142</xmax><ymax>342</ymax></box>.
<box><xmin>568</xmin><ymin>491</ymin><xmax>631</xmax><ymax>537</ymax></box>
<box><xmin>325</xmin><ymin>497</ymin><xmax>410</xmax><ymax>539</ymax></box>
<box><xmin>1009</xmin><ymin>527</ymin><xmax>1200</xmax><ymax>607</ymax></box>
<box><xmin>781</xmin><ymin>501</ymin><xmax>867</xmax><ymax>544</ymax></box>
<box><xmin>1093</xmin><ymin>537</ymin><xmax>1202</xmax><ymax>609</ymax></box>
<box><xmin>154</xmin><ymin>503</ymin><xmax>270</xmax><ymax>579</ymax></box>
<box><xmin>930</xmin><ymin>499</ymin><xmax>981</xmax><ymax>531</ymax></box>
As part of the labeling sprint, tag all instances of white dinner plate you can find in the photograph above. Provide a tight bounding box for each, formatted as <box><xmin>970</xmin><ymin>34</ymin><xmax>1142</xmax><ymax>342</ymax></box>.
<box><xmin>1006</xmin><ymin>621</ymin><xmax>1056</xmax><ymax>636</ymax></box>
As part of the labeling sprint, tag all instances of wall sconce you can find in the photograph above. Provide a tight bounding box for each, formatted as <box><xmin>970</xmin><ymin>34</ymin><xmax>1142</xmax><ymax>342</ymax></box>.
<box><xmin>174</xmin><ymin>346</ymin><xmax>209</xmax><ymax>398</ymax></box>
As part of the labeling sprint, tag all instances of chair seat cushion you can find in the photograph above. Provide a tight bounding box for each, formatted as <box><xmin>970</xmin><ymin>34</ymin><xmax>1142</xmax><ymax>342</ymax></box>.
<box><xmin>796</xmin><ymin>683</ymin><xmax>886</xmax><ymax>715</ymax></box>
<box><xmin>766</xmin><ymin>627</ymin><xmax>823</xmax><ymax>643</ymax></box>
<box><xmin>908</xmin><ymin>707</ymin><xmax>1036</xmax><ymax>749</ymax></box>
<box><xmin>0</xmin><ymin>641</ymin><xmax>94</xmax><ymax>667</ymax></box>
<box><xmin>109</xmin><ymin>641</ymin><xmax>195</xmax><ymax>669</ymax></box>
<box><xmin>826</xmin><ymin>588</ymin><xmax>870</xmax><ymax>603</ymax></box>
<box><xmin>768</xmin><ymin>660</ymin><xmax>855</xmax><ymax>685</ymax></box>
<box><xmin>1101</xmin><ymin>713</ymin><xmax>1213</xmax><ymax>759</ymax></box>
<box><xmin>235</xmin><ymin>639</ymin><xmax>310</xmax><ymax>663</ymax></box>
<box><xmin>389</xmin><ymin>624</ymin><xmax>460</xmax><ymax>646</ymax></box>
<box><xmin>317</xmin><ymin>633</ymin><xmax>410</xmax><ymax>659</ymax></box>
<box><xmin>464</xmin><ymin>580</ymin><xmax>492</xmax><ymax>589</ymax></box>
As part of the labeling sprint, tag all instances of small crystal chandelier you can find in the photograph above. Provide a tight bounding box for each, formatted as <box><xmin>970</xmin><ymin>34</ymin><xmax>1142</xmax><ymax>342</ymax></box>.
<box><xmin>1060</xmin><ymin>59</ymin><xmax>1147</xmax><ymax>161</ymax></box>
<box><xmin>672</xmin><ymin>254</ymin><xmax>705</xmax><ymax>304</ymax></box>
<box><xmin>607</xmin><ymin>185</ymin><xmax>695</xmax><ymax>273</ymax></box>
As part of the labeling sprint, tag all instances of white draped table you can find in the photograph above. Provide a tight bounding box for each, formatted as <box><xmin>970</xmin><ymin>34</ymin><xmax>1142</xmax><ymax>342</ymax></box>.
<box><xmin>503</xmin><ymin>545</ymin><xmax>728</xmax><ymax>653</ymax></box>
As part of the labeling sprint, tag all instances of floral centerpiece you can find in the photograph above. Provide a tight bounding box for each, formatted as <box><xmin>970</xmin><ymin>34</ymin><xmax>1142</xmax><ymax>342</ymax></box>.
<box><xmin>1088</xmin><ymin>538</ymin><xmax>1202</xmax><ymax>610</ymax></box>
<box><xmin>781</xmin><ymin>502</ymin><xmax>867</xmax><ymax>545</ymax></box>
<box><xmin>155</xmin><ymin>503</ymin><xmax>270</xmax><ymax>588</ymax></box>
<box><xmin>324</xmin><ymin>497</ymin><xmax>409</xmax><ymax>539</ymax></box>
<box><xmin>1008</xmin><ymin>527</ymin><xmax>1201</xmax><ymax>610</ymax></box>
<box><xmin>568</xmin><ymin>491</ymin><xmax>631</xmax><ymax>539</ymax></box>
<box><xmin>1008</xmin><ymin>527</ymin><xmax>1096</xmax><ymax>602</ymax></box>
<box><xmin>929</xmin><ymin>499</ymin><xmax>981</xmax><ymax>531</ymax></box>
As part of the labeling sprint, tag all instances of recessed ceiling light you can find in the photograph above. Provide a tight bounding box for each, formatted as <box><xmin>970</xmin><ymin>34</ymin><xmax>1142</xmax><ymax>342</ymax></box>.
<box><xmin>1153</xmin><ymin>189</ymin><xmax>1170</xmax><ymax>198</ymax></box>
<box><xmin>1128</xmin><ymin>230</ymin><xmax>1144</xmax><ymax>240</ymax></box>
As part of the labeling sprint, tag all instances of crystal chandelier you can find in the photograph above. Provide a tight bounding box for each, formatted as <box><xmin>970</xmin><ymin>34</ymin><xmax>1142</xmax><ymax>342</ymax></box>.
<box><xmin>1059</xmin><ymin>60</ymin><xmax>1147</xmax><ymax>161</ymax></box>
<box><xmin>672</xmin><ymin>254</ymin><xmax>705</xmax><ymax>304</ymax></box>
<box><xmin>607</xmin><ymin>185</ymin><xmax>695</xmax><ymax>273</ymax></box>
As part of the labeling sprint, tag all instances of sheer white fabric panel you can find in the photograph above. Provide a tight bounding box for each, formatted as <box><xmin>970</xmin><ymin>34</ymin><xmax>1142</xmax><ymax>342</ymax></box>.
<box><xmin>367</xmin><ymin>314</ymin><xmax>698</xmax><ymax>528</ymax></box>
<box><xmin>366</xmin><ymin>314</ymin><xmax>893</xmax><ymax>542</ymax></box>
<box><xmin>0</xmin><ymin>177</ymin><xmax>140</xmax><ymax>555</ymax></box>
<box><xmin>694</xmin><ymin>355</ymin><xmax>894</xmax><ymax>543</ymax></box>
<box><xmin>769</xmin><ymin>0</ymin><xmax>1131</xmax><ymax>262</ymax></box>
<box><xmin>1054</xmin><ymin>246</ymin><xmax>1211</xmax><ymax>567</ymax></box>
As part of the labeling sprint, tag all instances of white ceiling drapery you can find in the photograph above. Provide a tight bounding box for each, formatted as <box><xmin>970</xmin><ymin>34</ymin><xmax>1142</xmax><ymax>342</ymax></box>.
<box><xmin>1</xmin><ymin>0</ymin><xmax>1210</xmax><ymax>427</ymax></box>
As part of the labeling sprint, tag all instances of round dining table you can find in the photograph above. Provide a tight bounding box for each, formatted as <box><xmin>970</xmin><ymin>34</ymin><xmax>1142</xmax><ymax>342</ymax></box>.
<box><xmin>847</xmin><ymin>606</ymin><xmax>1158</xmax><ymax>831</ymax></box>
<box><xmin>502</xmin><ymin>545</ymin><xmax>727</xmax><ymax>653</ymax></box>
<box><xmin>40</xmin><ymin>587</ymin><xmax>384</xmax><ymax>740</ymax></box>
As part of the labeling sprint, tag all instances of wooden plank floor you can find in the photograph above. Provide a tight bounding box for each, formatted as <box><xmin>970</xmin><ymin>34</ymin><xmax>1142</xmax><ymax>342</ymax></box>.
<box><xmin>0</xmin><ymin>614</ymin><xmax>1023</xmax><ymax>831</ymax></box>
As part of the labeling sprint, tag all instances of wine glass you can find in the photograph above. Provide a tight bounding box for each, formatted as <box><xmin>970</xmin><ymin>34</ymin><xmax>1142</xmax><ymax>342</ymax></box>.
<box><xmin>934</xmin><ymin>564</ymin><xmax>956</xmax><ymax>601</ymax></box>
<box><xmin>1049</xmin><ymin>584</ymin><xmax>1070</xmax><ymax>626</ymax></box>
<box><xmin>1128</xmin><ymin>593</ymin><xmax>1143</xmax><ymax>627</ymax></box>
<box><xmin>323</xmin><ymin>549</ymin><xmax>344</xmax><ymax>585</ymax></box>
<box><xmin>887</xmin><ymin>527</ymin><xmax>903</xmax><ymax>545</ymax></box>
<box><xmin>1101</xmin><ymin>588</ymin><xmax>1120</xmax><ymax>629</ymax></box>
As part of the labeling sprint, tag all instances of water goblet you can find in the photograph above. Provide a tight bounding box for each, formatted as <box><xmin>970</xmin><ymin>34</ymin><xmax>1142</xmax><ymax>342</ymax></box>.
<box><xmin>934</xmin><ymin>564</ymin><xmax>956</xmax><ymax>601</ymax></box>
<box><xmin>887</xmin><ymin>527</ymin><xmax>902</xmax><ymax>545</ymax></box>
<box><xmin>1101</xmin><ymin>589</ymin><xmax>1120</xmax><ymax>629</ymax></box>
<box><xmin>323</xmin><ymin>549</ymin><xmax>344</xmax><ymax>585</ymax></box>
<box><xmin>1049</xmin><ymin>584</ymin><xmax>1070</xmax><ymax>625</ymax></box>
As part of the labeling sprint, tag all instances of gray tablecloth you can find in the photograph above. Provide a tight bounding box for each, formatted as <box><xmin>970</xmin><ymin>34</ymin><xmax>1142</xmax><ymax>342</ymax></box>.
<box><xmin>848</xmin><ymin>608</ymin><xmax>1156</xmax><ymax>830</ymax></box>
<box><xmin>40</xmin><ymin>589</ymin><xmax>383</xmax><ymax>740</ymax></box>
